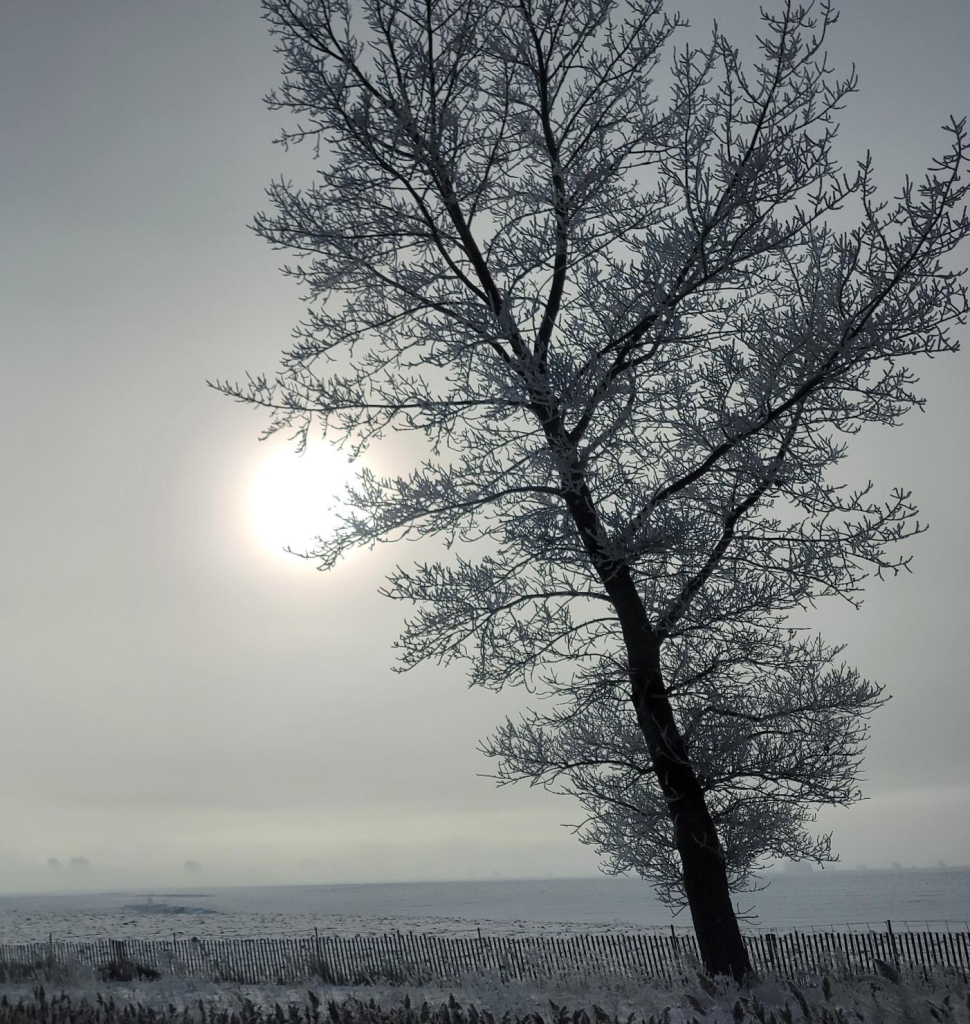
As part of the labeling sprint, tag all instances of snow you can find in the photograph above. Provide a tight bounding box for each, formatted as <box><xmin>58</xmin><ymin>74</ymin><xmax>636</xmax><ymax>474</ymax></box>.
<box><xmin>1</xmin><ymin>871</ymin><xmax>968</xmax><ymax>946</ymax></box>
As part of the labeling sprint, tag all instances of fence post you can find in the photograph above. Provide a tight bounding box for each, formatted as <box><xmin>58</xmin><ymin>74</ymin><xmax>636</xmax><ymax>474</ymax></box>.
<box><xmin>886</xmin><ymin>920</ymin><xmax>899</xmax><ymax>966</ymax></box>
<box><xmin>669</xmin><ymin>925</ymin><xmax>681</xmax><ymax>974</ymax></box>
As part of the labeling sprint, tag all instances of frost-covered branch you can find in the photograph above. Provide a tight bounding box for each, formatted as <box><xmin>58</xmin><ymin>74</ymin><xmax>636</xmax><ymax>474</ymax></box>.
<box><xmin>222</xmin><ymin>0</ymin><xmax>969</xmax><ymax>934</ymax></box>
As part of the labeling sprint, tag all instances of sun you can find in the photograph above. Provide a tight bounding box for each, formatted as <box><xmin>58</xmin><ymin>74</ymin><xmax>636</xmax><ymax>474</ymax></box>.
<box><xmin>246</xmin><ymin>440</ymin><xmax>357</xmax><ymax>560</ymax></box>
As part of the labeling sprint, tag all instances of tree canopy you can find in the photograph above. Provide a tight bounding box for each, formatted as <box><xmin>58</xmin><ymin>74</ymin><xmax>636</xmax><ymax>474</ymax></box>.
<box><xmin>217</xmin><ymin>0</ymin><xmax>969</xmax><ymax>977</ymax></box>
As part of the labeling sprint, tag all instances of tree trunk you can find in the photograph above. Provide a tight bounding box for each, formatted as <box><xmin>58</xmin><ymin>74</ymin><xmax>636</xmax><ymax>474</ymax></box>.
<box><xmin>622</xmin><ymin>606</ymin><xmax>753</xmax><ymax>982</ymax></box>
<box><xmin>558</xmin><ymin>471</ymin><xmax>752</xmax><ymax>981</ymax></box>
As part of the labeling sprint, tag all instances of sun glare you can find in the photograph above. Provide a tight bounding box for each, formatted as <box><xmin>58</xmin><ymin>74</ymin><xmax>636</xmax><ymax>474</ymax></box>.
<box><xmin>246</xmin><ymin>441</ymin><xmax>357</xmax><ymax>561</ymax></box>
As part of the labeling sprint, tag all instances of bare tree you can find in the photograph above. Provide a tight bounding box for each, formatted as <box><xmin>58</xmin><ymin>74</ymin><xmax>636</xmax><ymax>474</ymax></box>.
<box><xmin>215</xmin><ymin>0</ymin><xmax>969</xmax><ymax>980</ymax></box>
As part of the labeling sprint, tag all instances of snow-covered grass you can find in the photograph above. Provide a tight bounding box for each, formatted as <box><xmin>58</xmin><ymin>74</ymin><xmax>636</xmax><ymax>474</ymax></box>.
<box><xmin>2</xmin><ymin>962</ymin><xmax>968</xmax><ymax>1023</ymax></box>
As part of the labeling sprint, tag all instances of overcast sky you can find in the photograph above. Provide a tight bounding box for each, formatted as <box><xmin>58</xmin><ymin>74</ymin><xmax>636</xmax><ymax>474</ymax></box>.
<box><xmin>2</xmin><ymin>0</ymin><xmax>969</xmax><ymax>896</ymax></box>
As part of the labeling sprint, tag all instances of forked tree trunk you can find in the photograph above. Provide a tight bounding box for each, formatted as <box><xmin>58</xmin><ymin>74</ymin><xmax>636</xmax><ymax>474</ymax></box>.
<box><xmin>623</xmin><ymin>613</ymin><xmax>753</xmax><ymax>982</ymax></box>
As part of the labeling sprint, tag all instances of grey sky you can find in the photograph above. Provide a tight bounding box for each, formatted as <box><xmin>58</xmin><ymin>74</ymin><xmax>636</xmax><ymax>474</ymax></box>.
<box><xmin>1</xmin><ymin>0</ymin><xmax>969</xmax><ymax>895</ymax></box>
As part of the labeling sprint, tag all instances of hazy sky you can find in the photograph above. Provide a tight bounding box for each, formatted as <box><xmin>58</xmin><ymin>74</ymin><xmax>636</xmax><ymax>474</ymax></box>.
<box><xmin>2</xmin><ymin>0</ymin><xmax>969</xmax><ymax>896</ymax></box>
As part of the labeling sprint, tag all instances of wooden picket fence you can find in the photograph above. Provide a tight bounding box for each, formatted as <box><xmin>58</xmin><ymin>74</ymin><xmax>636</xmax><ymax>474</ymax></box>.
<box><xmin>1</xmin><ymin>926</ymin><xmax>968</xmax><ymax>985</ymax></box>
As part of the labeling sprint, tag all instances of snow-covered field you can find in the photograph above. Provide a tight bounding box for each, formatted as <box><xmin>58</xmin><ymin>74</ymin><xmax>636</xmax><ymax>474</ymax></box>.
<box><xmin>1</xmin><ymin>871</ymin><xmax>967</xmax><ymax>946</ymax></box>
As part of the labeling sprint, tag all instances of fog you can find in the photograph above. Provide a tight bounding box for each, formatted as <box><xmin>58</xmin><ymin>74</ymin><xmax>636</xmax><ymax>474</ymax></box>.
<box><xmin>1</xmin><ymin>0</ymin><xmax>969</xmax><ymax>896</ymax></box>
